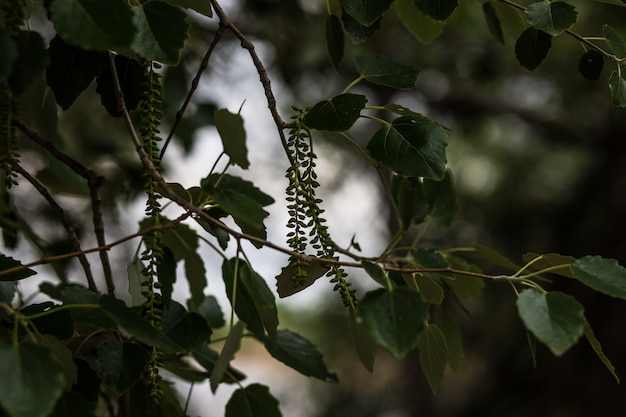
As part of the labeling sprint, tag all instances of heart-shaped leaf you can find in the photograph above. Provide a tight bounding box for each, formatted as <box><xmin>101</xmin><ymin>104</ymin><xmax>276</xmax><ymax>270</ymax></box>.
<box><xmin>515</xmin><ymin>27</ymin><xmax>552</xmax><ymax>71</ymax></box>
<box><xmin>526</xmin><ymin>1</ymin><xmax>578</xmax><ymax>36</ymax></box>
<box><xmin>225</xmin><ymin>384</ymin><xmax>281</xmax><ymax>417</ymax></box>
<box><xmin>571</xmin><ymin>255</ymin><xmax>626</xmax><ymax>299</ymax></box>
<box><xmin>339</xmin><ymin>0</ymin><xmax>393</xmax><ymax>27</ymax></box>
<box><xmin>304</xmin><ymin>93</ymin><xmax>367</xmax><ymax>131</ymax></box>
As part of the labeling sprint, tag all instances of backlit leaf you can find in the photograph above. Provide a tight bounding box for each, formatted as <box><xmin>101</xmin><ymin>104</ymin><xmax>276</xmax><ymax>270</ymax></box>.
<box><xmin>608</xmin><ymin>71</ymin><xmax>626</xmax><ymax>107</ymax></box>
<box><xmin>416</xmin><ymin>323</ymin><xmax>448</xmax><ymax>394</ymax></box>
<box><xmin>275</xmin><ymin>260</ymin><xmax>330</xmax><ymax>297</ymax></box>
<box><xmin>225</xmin><ymin>384</ymin><xmax>281</xmax><ymax>417</ymax></box>
<box><xmin>571</xmin><ymin>255</ymin><xmax>626</xmax><ymax>299</ymax></box>
<box><xmin>193</xmin><ymin>347</ymin><xmax>246</xmax><ymax>384</ymax></box>
<box><xmin>358</xmin><ymin>288</ymin><xmax>428</xmax><ymax>358</ymax></box>
<box><xmin>339</xmin><ymin>0</ymin><xmax>394</xmax><ymax>27</ymax></box>
<box><xmin>210</xmin><ymin>321</ymin><xmax>245</xmax><ymax>393</ymax></box>
<box><xmin>583</xmin><ymin>320</ymin><xmax>620</xmax><ymax>383</ymax></box>
<box><xmin>0</xmin><ymin>253</ymin><xmax>36</xmax><ymax>281</ymax></box>
<box><xmin>349</xmin><ymin>307</ymin><xmax>375</xmax><ymax>372</ymax></box>
<box><xmin>603</xmin><ymin>24</ymin><xmax>625</xmax><ymax>58</ymax></box>
<box><xmin>515</xmin><ymin>27</ymin><xmax>552</xmax><ymax>71</ymax></box>
<box><xmin>0</xmin><ymin>341</ymin><xmax>65</xmax><ymax>417</ymax></box>
<box><xmin>367</xmin><ymin>115</ymin><xmax>447</xmax><ymax>179</ymax></box>
<box><xmin>215</xmin><ymin>108</ymin><xmax>249</xmax><ymax>169</ymax></box>
<box><xmin>434</xmin><ymin>307</ymin><xmax>463</xmax><ymax>372</ymax></box>
<box><xmin>516</xmin><ymin>289</ymin><xmax>585</xmax><ymax>356</ymax></box>
<box><xmin>49</xmin><ymin>0</ymin><xmax>135</xmax><ymax>51</ymax></box>
<box><xmin>263</xmin><ymin>329</ymin><xmax>338</xmax><ymax>382</ymax></box>
<box><xmin>414</xmin><ymin>0</ymin><xmax>459</xmax><ymax>21</ymax></box>
<box><xmin>415</xmin><ymin>274</ymin><xmax>444</xmax><ymax>304</ymax></box>
<box><xmin>326</xmin><ymin>14</ymin><xmax>344</xmax><ymax>68</ymax></box>
<box><xmin>578</xmin><ymin>50</ymin><xmax>604</xmax><ymax>81</ymax></box>
<box><xmin>131</xmin><ymin>1</ymin><xmax>189</xmax><ymax>65</ymax></box>
<box><xmin>526</xmin><ymin>1</ymin><xmax>578</xmax><ymax>36</ymax></box>
<box><xmin>362</xmin><ymin>261</ymin><xmax>390</xmax><ymax>288</ymax></box>
<box><xmin>304</xmin><ymin>93</ymin><xmax>367</xmax><ymax>131</ymax></box>
<box><xmin>521</xmin><ymin>252</ymin><xmax>576</xmax><ymax>278</ymax></box>
<box><xmin>356</xmin><ymin>55</ymin><xmax>420</xmax><ymax>90</ymax></box>
<box><xmin>396</xmin><ymin>0</ymin><xmax>444</xmax><ymax>44</ymax></box>
<box><xmin>46</xmin><ymin>36</ymin><xmax>107</xmax><ymax>110</ymax></box>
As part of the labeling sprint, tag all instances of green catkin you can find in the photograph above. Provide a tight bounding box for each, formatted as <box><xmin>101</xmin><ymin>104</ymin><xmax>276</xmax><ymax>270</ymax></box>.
<box><xmin>138</xmin><ymin>60</ymin><xmax>165</xmax><ymax>402</ymax></box>
<box><xmin>285</xmin><ymin>109</ymin><xmax>358</xmax><ymax>308</ymax></box>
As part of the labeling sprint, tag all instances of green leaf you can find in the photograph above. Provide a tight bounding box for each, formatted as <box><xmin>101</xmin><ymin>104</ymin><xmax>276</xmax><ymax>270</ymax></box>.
<box><xmin>193</xmin><ymin>347</ymin><xmax>246</xmax><ymax>384</ymax></box>
<box><xmin>339</xmin><ymin>0</ymin><xmax>394</xmax><ymax>27</ymax></box>
<box><xmin>326</xmin><ymin>14</ymin><xmax>344</xmax><ymax>68</ymax></box>
<box><xmin>415</xmin><ymin>274</ymin><xmax>444</xmax><ymax>304</ymax></box>
<box><xmin>275</xmin><ymin>261</ymin><xmax>330</xmax><ymax>297</ymax></box>
<box><xmin>416</xmin><ymin>323</ymin><xmax>448</xmax><ymax>394</ymax></box>
<box><xmin>166</xmin><ymin>0</ymin><xmax>213</xmax><ymax>17</ymax></box>
<box><xmin>423</xmin><ymin>169</ymin><xmax>456</xmax><ymax>228</ymax></box>
<box><xmin>608</xmin><ymin>71</ymin><xmax>626</xmax><ymax>107</ymax></box>
<box><xmin>263</xmin><ymin>329</ymin><xmax>338</xmax><ymax>382</ymax></box>
<box><xmin>131</xmin><ymin>1</ymin><xmax>189</xmax><ymax>65</ymax></box>
<box><xmin>396</xmin><ymin>0</ymin><xmax>444</xmax><ymax>44</ymax></box>
<box><xmin>521</xmin><ymin>252</ymin><xmax>576</xmax><ymax>278</ymax></box>
<box><xmin>225</xmin><ymin>384</ymin><xmax>281</xmax><ymax>417</ymax></box>
<box><xmin>474</xmin><ymin>243</ymin><xmax>520</xmax><ymax>271</ymax></box>
<box><xmin>571</xmin><ymin>255</ymin><xmax>626</xmax><ymax>299</ymax></box>
<box><xmin>515</xmin><ymin>27</ymin><xmax>552</xmax><ymax>71</ymax></box>
<box><xmin>361</xmin><ymin>261</ymin><xmax>390</xmax><ymax>288</ymax></box>
<box><xmin>348</xmin><ymin>307</ymin><xmax>375</xmax><ymax>372</ymax></box>
<box><xmin>526</xmin><ymin>1</ymin><xmax>577</xmax><ymax>36</ymax></box>
<box><xmin>603</xmin><ymin>24</ymin><xmax>625</xmax><ymax>58</ymax></box>
<box><xmin>340</xmin><ymin>8</ymin><xmax>382</xmax><ymax>44</ymax></box>
<box><xmin>303</xmin><ymin>93</ymin><xmax>367</xmax><ymax>131</ymax></box>
<box><xmin>0</xmin><ymin>29</ymin><xmax>17</xmax><ymax>82</ymax></box>
<box><xmin>49</xmin><ymin>0</ymin><xmax>135</xmax><ymax>51</ymax></box>
<box><xmin>8</xmin><ymin>31</ymin><xmax>48</xmax><ymax>96</ymax></box>
<box><xmin>162</xmin><ymin>301</ymin><xmax>212</xmax><ymax>352</ymax></box>
<box><xmin>413</xmin><ymin>0</ymin><xmax>459</xmax><ymax>21</ymax></box>
<box><xmin>222</xmin><ymin>258</ymin><xmax>278</xmax><ymax>340</ymax></box>
<box><xmin>210</xmin><ymin>320</ymin><xmax>245</xmax><ymax>393</ymax></box>
<box><xmin>188</xmin><ymin>295</ymin><xmax>226</xmax><ymax>328</ymax></box>
<box><xmin>578</xmin><ymin>50</ymin><xmax>604</xmax><ymax>81</ymax></box>
<box><xmin>97</xmin><ymin>341</ymin><xmax>146</xmax><ymax>396</ymax></box>
<box><xmin>215</xmin><ymin>108</ymin><xmax>250</xmax><ymax>169</ymax></box>
<box><xmin>482</xmin><ymin>1</ymin><xmax>504</xmax><ymax>43</ymax></box>
<box><xmin>493</xmin><ymin>0</ymin><xmax>525</xmax><ymax>38</ymax></box>
<box><xmin>96</xmin><ymin>55</ymin><xmax>145</xmax><ymax>117</ymax></box>
<box><xmin>516</xmin><ymin>289</ymin><xmax>585</xmax><ymax>356</ymax></box>
<box><xmin>583</xmin><ymin>320</ymin><xmax>620</xmax><ymax>383</ymax></box>
<box><xmin>35</xmin><ymin>335</ymin><xmax>77</xmax><ymax>389</ymax></box>
<box><xmin>99</xmin><ymin>295</ymin><xmax>184</xmax><ymax>353</ymax></box>
<box><xmin>0</xmin><ymin>341</ymin><xmax>65</xmax><ymax>417</ymax></box>
<box><xmin>358</xmin><ymin>287</ymin><xmax>428</xmax><ymax>358</ymax></box>
<box><xmin>434</xmin><ymin>307</ymin><xmax>463</xmax><ymax>372</ymax></box>
<box><xmin>367</xmin><ymin>115</ymin><xmax>447</xmax><ymax>179</ymax></box>
<box><xmin>158</xmin><ymin>246</ymin><xmax>177</xmax><ymax>308</ymax></box>
<box><xmin>355</xmin><ymin>55</ymin><xmax>420</xmax><ymax>90</ymax></box>
<box><xmin>0</xmin><ymin>282</ymin><xmax>16</xmax><ymax>304</ymax></box>
<box><xmin>391</xmin><ymin>175</ymin><xmax>428</xmax><ymax>229</ymax></box>
<box><xmin>46</xmin><ymin>36</ymin><xmax>107</xmax><ymax>110</ymax></box>
<box><xmin>0</xmin><ymin>253</ymin><xmax>37</xmax><ymax>281</ymax></box>
<box><xmin>60</xmin><ymin>284</ymin><xmax>115</xmax><ymax>328</ymax></box>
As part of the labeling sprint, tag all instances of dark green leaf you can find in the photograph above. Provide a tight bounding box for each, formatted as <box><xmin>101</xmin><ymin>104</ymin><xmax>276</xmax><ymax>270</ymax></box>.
<box><xmin>166</xmin><ymin>0</ymin><xmax>212</xmax><ymax>17</ymax></box>
<box><xmin>60</xmin><ymin>284</ymin><xmax>115</xmax><ymax>328</ymax></box>
<box><xmin>96</xmin><ymin>55</ymin><xmax>145</xmax><ymax>117</ymax></box>
<box><xmin>193</xmin><ymin>346</ymin><xmax>246</xmax><ymax>383</ymax></box>
<box><xmin>415</xmin><ymin>274</ymin><xmax>444</xmax><ymax>304</ymax></box>
<box><xmin>483</xmin><ymin>1</ymin><xmax>504</xmax><ymax>43</ymax></box>
<box><xmin>349</xmin><ymin>307</ymin><xmax>375</xmax><ymax>372</ymax></box>
<box><xmin>162</xmin><ymin>301</ymin><xmax>212</xmax><ymax>352</ymax></box>
<box><xmin>50</xmin><ymin>392</ymin><xmax>96</xmax><ymax>417</ymax></box>
<box><xmin>391</xmin><ymin>175</ymin><xmax>428</xmax><ymax>229</ymax></box>
<box><xmin>434</xmin><ymin>307</ymin><xmax>463</xmax><ymax>372</ymax></box>
<box><xmin>571</xmin><ymin>255</ymin><xmax>626</xmax><ymax>299</ymax></box>
<box><xmin>416</xmin><ymin>323</ymin><xmax>448</xmax><ymax>394</ymax></box>
<box><xmin>0</xmin><ymin>253</ymin><xmax>37</xmax><ymax>281</ymax></box>
<box><xmin>423</xmin><ymin>169</ymin><xmax>456</xmax><ymax>228</ymax></box>
<box><xmin>46</xmin><ymin>36</ymin><xmax>107</xmax><ymax>110</ymax></box>
<box><xmin>516</xmin><ymin>289</ymin><xmax>585</xmax><ymax>356</ymax></box>
<box><xmin>361</xmin><ymin>261</ymin><xmax>390</xmax><ymax>288</ymax></box>
<box><xmin>603</xmin><ymin>24</ymin><xmax>626</xmax><ymax>58</ymax></box>
<box><xmin>131</xmin><ymin>1</ymin><xmax>188</xmax><ymax>65</ymax></box>
<box><xmin>158</xmin><ymin>246</ymin><xmax>177</xmax><ymax>308</ymax></box>
<box><xmin>358</xmin><ymin>288</ymin><xmax>428</xmax><ymax>358</ymax></box>
<box><xmin>275</xmin><ymin>260</ymin><xmax>330</xmax><ymax>297</ymax></box>
<box><xmin>339</xmin><ymin>0</ymin><xmax>394</xmax><ymax>26</ymax></box>
<box><xmin>526</xmin><ymin>1</ymin><xmax>578</xmax><ymax>36</ymax></box>
<box><xmin>303</xmin><ymin>93</ymin><xmax>367</xmax><ymax>131</ymax></box>
<box><xmin>474</xmin><ymin>243</ymin><xmax>520</xmax><ymax>271</ymax></box>
<box><xmin>414</xmin><ymin>0</ymin><xmax>459</xmax><ymax>21</ymax></box>
<box><xmin>263</xmin><ymin>329</ymin><xmax>338</xmax><ymax>382</ymax></box>
<box><xmin>225</xmin><ymin>384</ymin><xmax>281</xmax><ymax>417</ymax></box>
<box><xmin>521</xmin><ymin>252</ymin><xmax>576</xmax><ymax>278</ymax></box>
<box><xmin>0</xmin><ymin>341</ymin><xmax>65</xmax><ymax>417</ymax></box>
<box><xmin>608</xmin><ymin>71</ymin><xmax>626</xmax><ymax>107</ymax></box>
<box><xmin>0</xmin><ymin>281</ymin><xmax>16</xmax><ymax>304</ymax></box>
<box><xmin>356</xmin><ymin>55</ymin><xmax>420</xmax><ymax>90</ymax></box>
<box><xmin>49</xmin><ymin>0</ymin><xmax>135</xmax><ymax>50</ymax></box>
<box><xmin>583</xmin><ymin>320</ymin><xmax>620</xmax><ymax>383</ymax></box>
<box><xmin>578</xmin><ymin>50</ymin><xmax>604</xmax><ymax>81</ymax></box>
<box><xmin>97</xmin><ymin>341</ymin><xmax>146</xmax><ymax>396</ymax></box>
<box><xmin>127</xmin><ymin>257</ymin><xmax>145</xmax><ymax>306</ymax></box>
<box><xmin>210</xmin><ymin>320</ymin><xmax>245</xmax><ymax>393</ymax></box>
<box><xmin>215</xmin><ymin>108</ymin><xmax>250</xmax><ymax>169</ymax></box>
<box><xmin>326</xmin><ymin>14</ymin><xmax>344</xmax><ymax>68</ymax></box>
<box><xmin>367</xmin><ymin>115</ymin><xmax>447</xmax><ymax>179</ymax></box>
<box><xmin>411</xmin><ymin>248</ymin><xmax>449</xmax><ymax>269</ymax></box>
<box><xmin>340</xmin><ymin>8</ymin><xmax>382</xmax><ymax>44</ymax></box>
<box><xmin>36</xmin><ymin>334</ymin><xmax>77</xmax><ymax>389</ymax></box>
<box><xmin>99</xmin><ymin>295</ymin><xmax>183</xmax><ymax>353</ymax></box>
<box><xmin>8</xmin><ymin>31</ymin><xmax>48</xmax><ymax>95</ymax></box>
<box><xmin>24</xmin><ymin>303</ymin><xmax>74</xmax><ymax>340</ymax></box>
<box><xmin>188</xmin><ymin>295</ymin><xmax>226</xmax><ymax>328</ymax></box>
<box><xmin>396</xmin><ymin>0</ymin><xmax>444</xmax><ymax>44</ymax></box>
<box><xmin>0</xmin><ymin>29</ymin><xmax>17</xmax><ymax>82</ymax></box>
<box><xmin>515</xmin><ymin>27</ymin><xmax>552</xmax><ymax>71</ymax></box>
